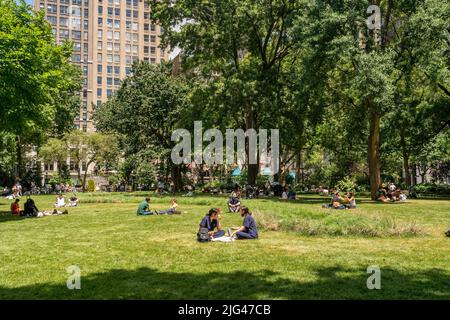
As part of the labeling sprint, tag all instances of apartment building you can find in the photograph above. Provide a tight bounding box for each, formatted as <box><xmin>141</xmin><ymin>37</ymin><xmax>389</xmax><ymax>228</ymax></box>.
<box><xmin>34</xmin><ymin>0</ymin><xmax>169</xmax><ymax>187</ymax></box>
<box><xmin>35</xmin><ymin>0</ymin><xmax>169</xmax><ymax>132</ymax></box>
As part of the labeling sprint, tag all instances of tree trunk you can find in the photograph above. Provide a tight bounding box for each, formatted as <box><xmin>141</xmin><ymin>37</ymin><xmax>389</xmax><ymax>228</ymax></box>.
<box><xmin>245</xmin><ymin>109</ymin><xmax>258</xmax><ymax>185</ymax></box>
<box><xmin>367</xmin><ymin>101</ymin><xmax>381</xmax><ymax>200</ymax></box>
<box><xmin>171</xmin><ymin>164</ymin><xmax>183</xmax><ymax>192</ymax></box>
<box><xmin>402</xmin><ymin>152</ymin><xmax>411</xmax><ymax>187</ymax></box>
<box><xmin>412</xmin><ymin>163</ymin><xmax>417</xmax><ymax>185</ymax></box>
<box><xmin>15</xmin><ymin>136</ymin><xmax>23</xmax><ymax>180</ymax></box>
<box><xmin>82</xmin><ymin>160</ymin><xmax>93</xmax><ymax>192</ymax></box>
<box><xmin>400</xmin><ymin>131</ymin><xmax>411</xmax><ymax>187</ymax></box>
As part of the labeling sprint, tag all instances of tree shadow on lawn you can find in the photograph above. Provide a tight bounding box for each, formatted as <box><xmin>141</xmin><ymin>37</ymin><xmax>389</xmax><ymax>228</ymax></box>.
<box><xmin>0</xmin><ymin>211</ymin><xmax>26</xmax><ymax>223</ymax></box>
<box><xmin>0</xmin><ymin>265</ymin><xmax>448</xmax><ymax>300</ymax></box>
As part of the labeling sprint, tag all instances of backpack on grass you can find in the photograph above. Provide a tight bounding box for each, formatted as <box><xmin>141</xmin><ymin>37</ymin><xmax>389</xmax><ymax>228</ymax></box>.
<box><xmin>197</xmin><ymin>227</ymin><xmax>211</xmax><ymax>242</ymax></box>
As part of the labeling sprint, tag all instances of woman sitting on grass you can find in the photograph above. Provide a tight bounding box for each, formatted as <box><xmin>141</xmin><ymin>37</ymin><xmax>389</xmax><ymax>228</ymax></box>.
<box><xmin>158</xmin><ymin>199</ymin><xmax>180</xmax><ymax>215</ymax></box>
<box><xmin>345</xmin><ymin>192</ymin><xmax>356</xmax><ymax>209</ymax></box>
<box><xmin>231</xmin><ymin>206</ymin><xmax>258</xmax><ymax>240</ymax></box>
<box><xmin>199</xmin><ymin>208</ymin><xmax>225</xmax><ymax>239</ymax></box>
<box><xmin>68</xmin><ymin>193</ymin><xmax>79</xmax><ymax>207</ymax></box>
<box><xmin>10</xmin><ymin>199</ymin><xmax>22</xmax><ymax>216</ymax></box>
<box><xmin>322</xmin><ymin>192</ymin><xmax>346</xmax><ymax>209</ymax></box>
<box><xmin>54</xmin><ymin>194</ymin><xmax>66</xmax><ymax>208</ymax></box>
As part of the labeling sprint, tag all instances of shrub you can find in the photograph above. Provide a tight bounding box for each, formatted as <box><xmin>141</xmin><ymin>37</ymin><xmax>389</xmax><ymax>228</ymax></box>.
<box><xmin>87</xmin><ymin>179</ymin><xmax>95</xmax><ymax>192</ymax></box>
<box><xmin>335</xmin><ymin>176</ymin><xmax>357</xmax><ymax>192</ymax></box>
<box><xmin>414</xmin><ymin>183</ymin><xmax>450</xmax><ymax>195</ymax></box>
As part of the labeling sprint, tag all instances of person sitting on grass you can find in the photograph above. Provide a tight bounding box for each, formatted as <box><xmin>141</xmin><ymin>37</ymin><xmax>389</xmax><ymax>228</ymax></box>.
<box><xmin>10</xmin><ymin>199</ymin><xmax>22</xmax><ymax>216</ymax></box>
<box><xmin>68</xmin><ymin>193</ymin><xmax>79</xmax><ymax>207</ymax></box>
<box><xmin>136</xmin><ymin>197</ymin><xmax>154</xmax><ymax>216</ymax></box>
<box><xmin>287</xmin><ymin>187</ymin><xmax>296</xmax><ymax>200</ymax></box>
<box><xmin>199</xmin><ymin>208</ymin><xmax>225</xmax><ymax>239</ymax></box>
<box><xmin>228</xmin><ymin>191</ymin><xmax>241</xmax><ymax>213</ymax></box>
<box><xmin>158</xmin><ymin>198</ymin><xmax>181</xmax><ymax>215</ymax></box>
<box><xmin>281</xmin><ymin>187</ymin><xmax>288</xmax><ymax>200</ymax></box>
<box><xmin>24</xmin><ymin>198</ymin><xmax>40</xmax><ymax>217</ymax></box>
<box><xmin>376</xmin><ymin>186</ymin><xmax>389</xmax><ymax>203</ymax></box>
<box><xmin>54</xmin><ymin>194</ymin><xmax>66</xmax><ymax>208</ymax></box>
<box><xmin>230</xmin><ymin>206</ymin><xmax>259</xmax><ymax>240</ymax></box>
<box><xmin>322</xmin><ymin>191</ymin><xmax>346</xmax><ymax>209</ymax></box>
<box><xmin>345</xmin><ymin>192</ymin><xmax>356</xmax><ymax>209</ymax></box>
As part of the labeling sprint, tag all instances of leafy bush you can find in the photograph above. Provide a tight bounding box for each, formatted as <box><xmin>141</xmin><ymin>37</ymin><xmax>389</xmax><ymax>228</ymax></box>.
<box><xmin>414</xmin><ymin>183</ymin><xmax>450</xmax><ymax>195</ymax></box>
<box><xmin>335</xmin><ymin>176</ymin><xmax>357</xmax><ymax>192</ymax></box>
<box><xmin>108</xmin><ymin>175</ymin><xmax>119</xmax><ymax>186</ymax></box>
<box><xmin>87</xmin><ymin>179</ymin><xmax>95</xmax><ymax>192</ymax></box>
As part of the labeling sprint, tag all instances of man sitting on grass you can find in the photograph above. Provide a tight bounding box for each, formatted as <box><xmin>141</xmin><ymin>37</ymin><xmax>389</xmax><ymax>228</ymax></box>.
<box><xmin>136</xmin><ymin>197</ymin><xmax>154</xmax><ymax>216</ymax></box>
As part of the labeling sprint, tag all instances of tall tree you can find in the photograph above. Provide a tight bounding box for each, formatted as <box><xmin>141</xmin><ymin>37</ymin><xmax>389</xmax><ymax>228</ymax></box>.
<box><xmin>295</xmin><ymin>0</ymin><xmax>449</xmax><ymax>199</ymax></box>
<box><xmin>0</xmin><ymin>0</ymin><xmax>81</xmax><ymax>179</ymax></box>
<box><xmin>94</xmin><ymin>62</ymin><xmax>190</xmax><ymax>191</ymax></box>
<box><xmin>150</xmin><ymin>0</ymin><xmax>304</xmax><ymax>184</ymax></box>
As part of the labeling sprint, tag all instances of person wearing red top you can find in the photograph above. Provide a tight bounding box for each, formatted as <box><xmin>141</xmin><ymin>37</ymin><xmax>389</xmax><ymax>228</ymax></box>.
<box><xmin>11</xmin><ymin>199</ymin><xmax>21</xmax><ymax>215</ymax></box>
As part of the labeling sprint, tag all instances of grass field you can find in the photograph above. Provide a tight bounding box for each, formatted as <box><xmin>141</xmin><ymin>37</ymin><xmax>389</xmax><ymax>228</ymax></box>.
<box><xmin>0</xmin><ymin>193</ymin><xmax>449</xmax><ymax>300</ymax></box>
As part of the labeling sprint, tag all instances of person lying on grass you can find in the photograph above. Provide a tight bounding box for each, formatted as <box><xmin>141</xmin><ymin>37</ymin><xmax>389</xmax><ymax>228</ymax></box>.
<box><xmin>199</xmin><ymin>208</ymin><xmax>225</xmax><ymax>239</ymax></box>
<box><xmin>36</xmin><ymin>209</ymin><xmax>68</xmax><ymax>217</ymax></box>
<box><xmin>230</xmin><ymin>206</ymin><xmax>259</xmax><ymax>240</ymax></box>
<box><xmin>158</xmin><ymin>198</ymin><xmax>181</xmax><ymax>215</ymax></box>
<box><xmin>136</xmin><ymin>197</ymin><xmax>154</xmax><ymax>215</ymax></box>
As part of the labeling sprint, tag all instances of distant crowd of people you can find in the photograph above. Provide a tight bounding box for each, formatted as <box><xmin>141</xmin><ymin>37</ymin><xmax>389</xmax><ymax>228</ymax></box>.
<box><xmin>8</xmin><ymin>193</ymin><xmax>79</xmax><ymax>218</ymax></box>
<box><xmin>376</xmin><ymin>183</ymin><xmax>407</xmax><ymax>203</ymax></box>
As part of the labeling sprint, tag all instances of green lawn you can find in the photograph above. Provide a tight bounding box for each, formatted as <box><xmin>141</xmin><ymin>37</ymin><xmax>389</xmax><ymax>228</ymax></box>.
<box><xmin>0</xmin><ymin>193</ymin><xmax>449</xmax><ymax>299</ymax></box>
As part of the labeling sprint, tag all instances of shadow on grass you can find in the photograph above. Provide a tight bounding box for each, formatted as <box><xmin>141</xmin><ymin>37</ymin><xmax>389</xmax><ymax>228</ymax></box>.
<box><xmin>0</xmin><ymin>211</ymin><xmax>26</xmax><ymax>223</ymax></box>
<box><xmin>0</xmin><ymin>265</ymin><xmax>448</xmax><ymax>300</ymax></box>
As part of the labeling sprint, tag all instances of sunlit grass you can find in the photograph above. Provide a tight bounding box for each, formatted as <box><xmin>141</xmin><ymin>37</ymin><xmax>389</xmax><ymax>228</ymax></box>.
<box><xmin>0</xmin><ymin>193</ymin><xmax>449</xmax><ymax>299</ymax></box>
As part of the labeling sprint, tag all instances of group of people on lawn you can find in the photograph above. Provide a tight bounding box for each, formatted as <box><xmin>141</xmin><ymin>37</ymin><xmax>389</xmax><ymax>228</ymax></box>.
<box><xmin>376</xmin><ymin>183</ymin><xmax>407</xmax><ymax>203</ymax></box>
<box><xmin>9</xmin><ymin>193</ymin><xmax>79</xmax><ymax>217</ymax></box>
<box><xmin>322</xmin><ymin>191</ymin><xmax>357</xmax><ymax>210</ymax></box>
<box><xmin>136</xmin><ymin>196</ymin><xmax>258</xmax><ymax>241</ymax></box>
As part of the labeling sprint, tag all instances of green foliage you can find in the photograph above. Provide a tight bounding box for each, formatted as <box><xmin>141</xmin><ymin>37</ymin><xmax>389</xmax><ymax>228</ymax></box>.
<box><xmin>414</xmin><ymin>184</ymin><xmax>450</xmax><ymax>196</ymax></box>
<box><xmin>87</xmin><ymin>179</ymin><xmax>95</xmax><ymax>193</ymax></box>
<box><xmin>0</xmin><ymin>0</ymin><xmax>81</xmax><ymax>136</ymax></box>
<box><xmin>136</xmin><ymin>161</ymin><xmax>157</xmax><ymax>189</ymax></box>
<box><xmin>48</xmin><ymin>173</ymin><xmax>70</xmax><ymax>187</ymax></box>
<box><xmin>95</xmin><ymin>62</ymin><xmax>190</xmax><ymax>190</ymax></box>
<box><xmin>108</xmin><ymin>175</ymin><xmax>119</xmax><ymax>186</ymax></box>
<box><xmin>335</xmin><ymin>177</ymin><xmax>357</xmax><ymax>193</ymax></box>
